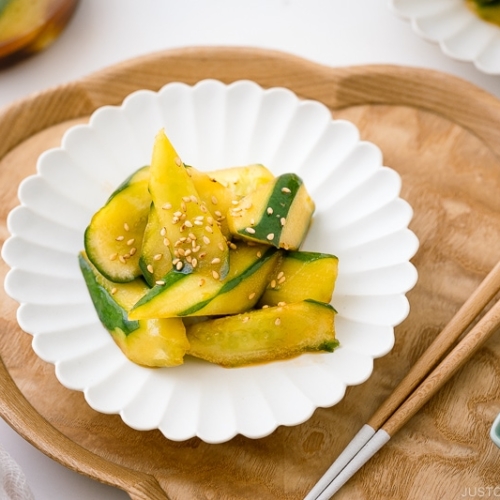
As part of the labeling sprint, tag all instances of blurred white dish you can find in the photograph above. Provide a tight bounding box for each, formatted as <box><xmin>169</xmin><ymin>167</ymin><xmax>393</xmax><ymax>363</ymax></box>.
<box><xmin>2</xmin><ymin>79</ymin><xmax>418</xmax><ymax>444</ymax></box>
<box><xmin>390</xmin><ymin>0</ymin><xmax>500</xmax><ymax>74</ymax></box>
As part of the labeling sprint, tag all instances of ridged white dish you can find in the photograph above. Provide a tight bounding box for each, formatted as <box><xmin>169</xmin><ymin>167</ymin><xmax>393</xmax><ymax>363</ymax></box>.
<box><xmin>390</xmin><ymin>0</ymin><xmax>500</xmax><ymax>74</ymax></box>
<box><xmin>2</xmin><ymin>79</ymin><xmax>418</xmax><ymax>444</ymax></box>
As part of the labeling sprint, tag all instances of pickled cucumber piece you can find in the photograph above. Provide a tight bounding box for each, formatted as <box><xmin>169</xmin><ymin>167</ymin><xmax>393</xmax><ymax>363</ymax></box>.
<box><xmin>227</xmin><ymin>173</ymin><xmax>315</xmax><ymax>250</ymax></box>
<box><xmin>84</xmin><ymin>166</ymin><xmax>150</xmax><ymax>283</ymax></box>
<box><xmin>149</xmin><ymin>130</ymin><xmax>229</xmax><ymax>279</ymax></box>
<box><xmin>259</xmin><ymin>251</ymin><xmax>338</xmax><ymax>307</ymax></box>
<box><xmin>79</xmin><ymin>252</ymin><xmax>189</xmax><ymax>367</ymax></box>
<box><xmin>186</xmin><ymin>299</ymin><xmax>338</xmax><ymax>367</ymax></box>
<box><xmin>206</xmin><ymin>164</ymin><xmax>275</xmax><ymax>199</ymax></box>
<box><xmin>129</xmin><ymin>243</ymin><xmax>280</xmax><ymax>319</ymax></box>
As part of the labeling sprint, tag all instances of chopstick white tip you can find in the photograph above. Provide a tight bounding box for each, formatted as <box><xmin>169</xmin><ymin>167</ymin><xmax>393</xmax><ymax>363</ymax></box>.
<box><xmin>316</xmin><ymin>430</ymin><xmax>391</xmax><ymax>500</ymax></box>
<box><xmin>303</xmin><ymin>425</ymin><xmax>375</xmax><ymax>500</ymax></box>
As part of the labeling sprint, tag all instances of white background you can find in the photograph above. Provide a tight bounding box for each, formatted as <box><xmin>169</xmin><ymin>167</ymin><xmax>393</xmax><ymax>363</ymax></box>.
<box><xmin>1</xmin><ymin>1</ymin><xmax>499</xmax><ymax>499</ymax></box>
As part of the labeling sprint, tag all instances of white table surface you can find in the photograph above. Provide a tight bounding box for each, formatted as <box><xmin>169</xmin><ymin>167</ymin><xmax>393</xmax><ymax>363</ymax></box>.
<box><xmin>0</xmin><ymin>1</ymin><xmax>499</xmax><ymax>499</ymax></box>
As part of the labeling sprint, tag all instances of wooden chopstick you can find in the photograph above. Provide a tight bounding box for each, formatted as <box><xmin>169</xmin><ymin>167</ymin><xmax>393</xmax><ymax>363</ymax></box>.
<box><xmin>305</xmin><ymin>259</ymin><xmax>500</xmax><ymax>500</ymax></box>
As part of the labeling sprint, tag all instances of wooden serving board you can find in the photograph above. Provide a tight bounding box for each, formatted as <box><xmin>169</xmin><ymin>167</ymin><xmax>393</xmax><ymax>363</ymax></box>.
<box><xmin>1</xmin><ymin>47</ymin><xmax>500</xmax><ymax>500</ymax></box>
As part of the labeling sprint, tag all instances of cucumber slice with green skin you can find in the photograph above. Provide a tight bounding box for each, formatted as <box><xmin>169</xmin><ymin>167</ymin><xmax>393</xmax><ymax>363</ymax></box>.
<box><xmin>206</xmin><ymin>164</ymin><xmax>275</xmax><ymax>199</ymax></box>
<box><xmin>148</xmin><ymin>130</ymin><xmax>229</xmax><ymax>279</ymax></box>
<box><xmin>84</xmin><ymin>166</ymin><xmax>150</xmax><ymax>283</ymax></box>
<box><xmin>139</xmin><ymin>204</ymin><xmax>173</xmax><ymax>287</ymax></box>
<box><xmin>79</xmin><ymin>252</ymin><xmax>189</xmax><ymax>367</ymax></box>
<box><xmin>186</xmin><ymin>299</ymin><xmax>338</xmax><ymax>368</ymax></box>
<box><xmin>129</xmin><ymin>244</ymin><xmax>281</xmax><ymax>320</ymax></box>
<box><xmin>227</xmin><ymin>173</ymin><xmax>315</xmax><ymax>251</ymax></box>
<box><xmin>259</xmin><ymin>251</ymin><xmax>338</xmax><ymax>307</ymax></box>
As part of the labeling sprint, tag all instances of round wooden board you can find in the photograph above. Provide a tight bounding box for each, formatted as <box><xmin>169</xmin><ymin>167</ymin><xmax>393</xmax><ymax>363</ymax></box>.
<box><xmin>1</xmin><ymin>47</ymin><xmax>500</xmax><ymax>500</ymax></box>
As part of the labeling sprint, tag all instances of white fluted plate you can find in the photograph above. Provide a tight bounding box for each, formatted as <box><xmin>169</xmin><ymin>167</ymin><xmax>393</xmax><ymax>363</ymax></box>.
<box><xmin>390</xmin><ymin>0</ymin><xmax>500</xmax><ymax>74</ymax></box>
<box><xmin>2</xmin><ymin>79</ymin><xmax>418</xmax><ymax>444</ymax></box>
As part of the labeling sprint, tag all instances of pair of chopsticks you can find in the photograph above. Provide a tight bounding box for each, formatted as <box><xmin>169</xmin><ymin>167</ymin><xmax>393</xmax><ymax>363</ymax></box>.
<box><xmin>305</xmin><ymin>259</ymin><xmax>500</xmax><ymax>500</ymax></box>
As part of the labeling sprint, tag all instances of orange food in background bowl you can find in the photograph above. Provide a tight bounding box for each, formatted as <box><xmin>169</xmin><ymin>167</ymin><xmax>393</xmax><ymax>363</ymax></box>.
<box><xmin>0</xmin><ymin>0</ymin><xmax>79</xmax><ymax>66</ymax></box>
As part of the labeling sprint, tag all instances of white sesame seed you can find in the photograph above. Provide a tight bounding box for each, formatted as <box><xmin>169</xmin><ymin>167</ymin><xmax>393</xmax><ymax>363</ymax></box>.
<box><xmin>163</xmin><ymin>238</ymin><xmax>170</xmax><ymax>246</ymax></box>
<box><xmin>176</xmin><ymin>261</ymin><xmax>183</xmax><ymax>270</ymax></box>
<box><xmin>281</xmin><ymin>187</ymin><xmax>291</xmax><ymax>194</ymax></box>
<box><xmin>211</xmin><ymin>196</ymin><xmax>218</xmax><ymax>205</ymax></box>
<box><xmin>147</xmin><ymin>264</ymin><xmax>154</xmax><ymax>273</ymax></box>
<box><xmin>162</xmin><ymin>203</ymin><xmax>172</xmax><ymax>210</ymax></box>
<box><xmin>205</xmin><ymin>225</ymin><xmax>213</xmax><ymax>233</ymax></box>
<box><xmin>242</xmin><ymin>317</ymin><xmax>249</xmax><ymax>323</ymax></box>
<box><xmin>218</xmin><ymin>242</ymin><xmax>225</xmax><ymax>251</ymax></box>
<box><xmin>127</xmin><ymin>238</ymin><xmax>135</xmax><ymax>246</ymax></box>
<box><xmin>277</xmin><ymin>271</ymin><xmax>284</xmax><ymax>280</ymax></box>
<box><xmin>212</xmin><ymin>270</ymin><xmax>220</xmax><ymax>280</ymax></box>
<box><xmin>211</xmin><ymin>258</ymin><xmax>221</xmax><ymax>264</ymax></box>
<box><xmin>181</xmin><ymin>201</ymin><xmax>187</xmax><ymax>212</ymax></box>
<box><xmin>278</xmin><ymin>301</ymin><xmax>286</xmax><ymax>306</ymax></box>
<box><xmin>184</xmin><ymin>220</ymin><xmax>193</xmax><ymax>228</ymax></box>
<box><xmin>278</xmin><ymin>276</ymin><xmax>286</xmax><ymax>284</ymax></box>
<box><xmin>248</xmin><ymin>292</ymin><xmax>256</xmax><ymax>300</ymax></box>
<box><xmin>280</xmin><ymin>217</ymin><xmax>286</xmax><ymax>226</ymax></box>
<box><xmin>153</xmin><ymin>253</ymin><xmax>162</xmax><ymax>261</ymax></box>
<box><xmin>191</xmin><ymin>258</ymin><xmax>198</xmax><ymax>268</ymax></box>
<box><xmin>266</xmin><ymin>233</ymin><xmax>275</xmax><ymax>241</ymax></box>
<box><xmin>199</xmin><ymin>278</ymin><xmax>205</xmax><ymax>286</ymax></box>
<box><xmin>119</xmin><ymin>256</ymin><xmax>126</xmax><ymax>264</ymax></box>
<box><xmin>182</xmin><ymin>196</ymin><xmax>191</xmax><ymax>203</ymax></box>
<box><xmin>174</xmin><ymin>211</ymin><xmax>182</xmax><ymax>217</ymax></box>
<box><xmin>116</xmin><ymin>235</ymin><xmax>124</xmax><ymax>241</ymax></box>
<box><xmin>109</xmin><ymin>253</ymin><xmax>118</xmax><ymax>261</ymax></box>
<box><xmin>256</xmin><ymin>251</ymin><xmax>262</xmax><ymax>258</ymax></box>
<box><xmin>275</xmin><ymin>318</ymin><xmax>281</xmax><ymax>326</ymax></box>
<box><xmin>200</xmin><ymin>204</ymin><xmax>208</xmax><ymax>213</ymax></box>
<box><xmin>270</xmin><ymin>280</ymin><xmax>277</xmax><ymax>288</ymax></box>
<box><xmin>203</xmin><ymin>236</ymin><xmax>211</xmax><ymax>245</ymax></box>
<box><xmin>123</xmin><ymin>223</ymin><xmax>130</xmax><ymax>231</ymax></box>
<box><xmin>111</xmin><ymin>287</ymin><xmax>117</xmax><ymax>295</ymax></box>
<box><xmin>267</xmin><ymin>207</ymin><xmax>273</xmax><ymax>215</ymax></box>
<box><xmin>245</xmin><ymin>227</ymin><xmax>256</xmax><ymax>234</ymax></box>
<box><xmin>129</xmin><ymin>247</ymin><xmax>137</xmax><ymax>256</ymax></box>
<box><xmin>156</xmin><ymin>280</ymin><xmax>165</xmax><ymax>286</ymax></box>
<box><xmin>190</xmin><ymin>195</ymin><xmax>198</xmax><ymax>204</ymax></box>
<box><xmin>194</xmin><ymin>220</ymin><xmax>203</xmax><ymax>226</ymax></box>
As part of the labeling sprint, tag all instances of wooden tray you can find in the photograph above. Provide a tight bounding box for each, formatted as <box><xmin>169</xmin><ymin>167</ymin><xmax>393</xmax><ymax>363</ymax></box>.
<box><xmin>1</xmin><ymin>47</ymin><xmax>500</xmax><ymax>500</ymax></box>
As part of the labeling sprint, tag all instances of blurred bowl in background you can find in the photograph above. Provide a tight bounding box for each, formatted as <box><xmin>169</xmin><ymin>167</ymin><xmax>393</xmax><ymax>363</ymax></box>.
<box><xmin>0</xmin><ymin>0</ymin><xmax>79</xmax><ymax>67</ymax></box>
